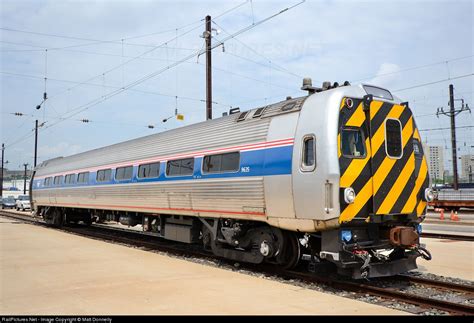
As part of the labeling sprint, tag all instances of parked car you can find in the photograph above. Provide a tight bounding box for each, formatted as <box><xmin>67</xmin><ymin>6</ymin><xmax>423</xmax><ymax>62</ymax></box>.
<box><xmin>2</xmin><ymin>197</ymin><xmax>16</xmax><ymax>209</ymax></box>
<box><xmin>16</xmin><ymin>195</ymin><xmax>30</xmax><ymax>211</ymax></box>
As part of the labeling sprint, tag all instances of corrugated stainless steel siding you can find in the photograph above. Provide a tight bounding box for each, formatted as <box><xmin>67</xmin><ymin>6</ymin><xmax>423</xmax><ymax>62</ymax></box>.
<box><xmin>34</xmin><ymin>177</ymin><xmax>265</xmax><ymax>217</ymax></box>
<box><xmin>35</xmin><ymin>97</ymin><xmax>305</xmax><ymax>177</ymax></box>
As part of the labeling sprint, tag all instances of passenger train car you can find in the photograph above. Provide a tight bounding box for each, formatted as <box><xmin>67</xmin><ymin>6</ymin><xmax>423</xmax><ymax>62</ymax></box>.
<box><xmin>31</xmin><ymin>79</ymin><xmax>434</xmax><ymax>278</ymax></box>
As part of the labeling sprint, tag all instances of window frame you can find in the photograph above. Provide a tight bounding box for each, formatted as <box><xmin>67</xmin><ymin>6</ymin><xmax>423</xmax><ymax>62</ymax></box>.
<box><xmin>384</xmin><ymin>118</ymin><xmax>403</xmax><ymax>160</ymax></box>
<box><xmin>77</xmin><ymin>171</ymin><xmax>89</xmax><ymax>184</ymax></box>
<box><xmin>165</xmin><ymin>157</ymin><xmax>194</xmax><ymax>177</ymax></box>
<box><xmin>53</xmin><ymin>175</ymin><xmax>63</xmax><ymax>186</ymax></box>
<box><xmin>340</xmin><ymin>128</ymin><xmax>367</xmax><ymax>159</ymax></box>
<box><xmin>65</xmin><ymin>174</ymin><xmax>76</xmax><ymax>185</ymax></box>
<box><xmin>96</xmin><ymin>169</ymin><xmax>112</xmax><ymax>182</ymax></box>
<box><xmin>115</xmin><ymin>165</ymin><xmax>134</xmax><ymax>181</ymax></box>
<box><xmin>44</xmin><ymin>177</ymin><xmax>52</xmax><ymax>186</ymax></box>
<box><xmin>137</xmin><ymin>162</ymin><xmax>161</xmax><ymax>179</ymax></box>
<box><xmin>202</xmin><ymin>151</ymin><xmax>241</xmax><ymax>175</ymax></box>
<box><xmin>300</xmin><ymin>134</ymin><xmax>317</xmax><ymax>172</ymax></box>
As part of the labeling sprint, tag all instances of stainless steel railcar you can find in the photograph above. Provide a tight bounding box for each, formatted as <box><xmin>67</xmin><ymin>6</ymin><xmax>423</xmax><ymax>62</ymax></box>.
<box><xmin>31</xmin><ymin>80</ymin><xmax>434</xmax><ymax>278</ymax></box>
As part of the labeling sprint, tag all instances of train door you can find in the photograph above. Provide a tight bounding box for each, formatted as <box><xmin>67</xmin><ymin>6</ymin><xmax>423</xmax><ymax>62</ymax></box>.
<box><xmin>338</xmin><ymin>95</ymin><xmax>420</xmax><ymax>222</ymax></box>
<box><xmin>365</xmin><ymin>97</ymin><xmax>416</xmax><ymax>216</ymax></box>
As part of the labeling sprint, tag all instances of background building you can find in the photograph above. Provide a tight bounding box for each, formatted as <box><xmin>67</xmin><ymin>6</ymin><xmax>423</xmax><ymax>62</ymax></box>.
<box><xmin>460</xmin><ymin>154</ymin><xmax>474</xmax><ymax>182</ymax></box>
<box><xmin>422</xmin><ymin>144</ymin><xmax>445</xmax><ymax>183</ymax></box>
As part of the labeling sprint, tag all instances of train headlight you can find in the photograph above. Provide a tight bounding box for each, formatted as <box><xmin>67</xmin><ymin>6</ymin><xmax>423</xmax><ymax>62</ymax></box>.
<box><xmin>340</xmin><ymin>230</ymin><xmax>352</xmax><ymax>243</ymax></box>
<box><xmin>424</xmin><ymin>188</ymin><xmax>435</xmax><ymax>202</ymax></box>
<box><xmin>344</xmin><ymin>187</ymin><xmax>356</xmax><ymax>204</ymax></box>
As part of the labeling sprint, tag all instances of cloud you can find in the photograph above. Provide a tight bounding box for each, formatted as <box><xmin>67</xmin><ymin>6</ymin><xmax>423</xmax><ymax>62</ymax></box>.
<box><xmin>1</xmin><ymin>0</ymin><xmax>472</xmax><ymax>170</ymax></box>
<box><xmin>38</xmin><ymin>142</ymin><xmax>83</xmax><ymax>161</ymax></box>
<box><xmin>367</xmin><ymin>63</ymin><xmax>402</xmax><ymax>88</ymax></box>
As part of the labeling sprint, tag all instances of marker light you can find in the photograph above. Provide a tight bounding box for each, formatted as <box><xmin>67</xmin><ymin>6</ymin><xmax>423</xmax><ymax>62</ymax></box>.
<box><xmin>341</xmin><ymin>230</ymin><xmax>352</xmax><ymax>243</ymax></box>
<box><xmin>345</xmin><ymin>98</ymin><xmax>354</xmax><ymax>109</ymax></box>
<box><xmin>344</xmin><ymin>187</ymin><xmax>356</xmax><ymax>204</ymax></box>
<box><xmin>416</xmin><ymin>224</ymin><xmax>422</xmax><ymax>234</ymax></box>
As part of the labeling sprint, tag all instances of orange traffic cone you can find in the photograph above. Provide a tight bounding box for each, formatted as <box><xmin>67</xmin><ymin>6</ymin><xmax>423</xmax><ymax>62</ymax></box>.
<box><xmin>439</xmin><ymin>209</ymin><xmax>445</xmax><ymax>220</ymax></box>
<box><xmin>450</xmin><ymin>211</ymin><xmax>460</xmax><ymax>221</ymax></box>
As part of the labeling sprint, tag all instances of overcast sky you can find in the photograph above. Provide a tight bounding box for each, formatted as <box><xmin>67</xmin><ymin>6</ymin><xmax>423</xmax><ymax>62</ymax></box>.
<box><xmin>1</xmin><ymin>0</ymin><xmax>472</xmax><ymax>173</ymax></box>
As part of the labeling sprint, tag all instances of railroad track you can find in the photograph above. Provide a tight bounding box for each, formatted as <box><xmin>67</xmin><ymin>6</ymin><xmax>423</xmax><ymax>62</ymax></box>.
<box><xmin>1</xmin><ymin>210</ymin><xmax>473</xmax><ymax>315</ymax></box>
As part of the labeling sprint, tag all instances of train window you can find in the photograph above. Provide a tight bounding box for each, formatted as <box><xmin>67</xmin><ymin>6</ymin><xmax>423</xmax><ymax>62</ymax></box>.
<box><xmin>203</xmin><ymin>152</ymin><xmax>240</xmax><ymax>174</ymax></box>
<box><xmin>65</xmin><ymin>174</ymin><xmax>75</xmax><ymax>185</ymax></box>
<box><xmin>96</xmin><ymin>169</ymin><xmax>112</xmax><ymax>182</ymax></box>
<box><xmin>385</xmin><ymin>119</ymin><xmax>403</xmax><ymax>159</ymax></box>
<box><xmin>166</xmin><ymin>158</ymin><xmax>194</xmax><ymax>176</ymax></box>
<box><xmin>301</xmin><ymin>135</ymin><xmax>316</xmax><ymax>171</ymax></box>
<box><xmin>138</xmin><ymin>162</ymin><xmax>160</xmax><ymax>178</ymax></box>
<box><xmin>77</xmin><ymin>172</ymin><xmax>89</xmax><ymax>184</ymax></box>
<box><xmin>53</xmin><ymin>175</ymin><xmax>63</xmax><ymax>185</ymax></box>
<box><xmin>115</xmin><ymin>166</ymin><xmax>133</xmax><ymax>181</ymax></box>
<box><xmin>44</xmin><ymin>177</ymin><xmax>52</xmax><ymax>186</ymax></box>
<box><xmin>363</xmin><ymin>85</ymin><xmax>393</xmax><ymax>100</ymax></box>
<box><xmin>341</xmin><ymin>128</ymin><xmax>366</xmax><ymax>158</ymax></box>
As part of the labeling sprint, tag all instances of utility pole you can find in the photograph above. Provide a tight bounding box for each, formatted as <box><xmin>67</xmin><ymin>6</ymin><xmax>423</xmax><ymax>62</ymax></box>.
<box><xmin>1</xmin><ymin>144</ymin><xmax>4</xmax><ymax>198</ymax></box>
<box><xmin>23</xmin><ymin>163</ymin><xmax>29</xmax><ymax>195</ymax></box>
<box><xmin>437</xmin><ymin>84</ymin><xmax>471</xmax><ymax>190</ymax></box>
<box><xmin>205</xmin><ymin>15</ymin><xmax>212</xmax><ymax>120</ymax></box>
<box><xmin>34</xmin><ymin>120</ymin><xmax>38</xmax><ymax>167</ymax></box>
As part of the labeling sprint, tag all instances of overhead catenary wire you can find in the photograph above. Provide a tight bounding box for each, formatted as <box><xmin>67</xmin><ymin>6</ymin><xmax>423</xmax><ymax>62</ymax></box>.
<box><xmin>211</xmin><ymin>19</ymin><xmax>303</xmax><ymax>79</ymax></box>
<box><xmin>47</xmin><ymin>1</ymin><xmax>306</xmax><ymax>123</ymax></box>
<box><xmin>0</xmin><ymin>71</ymin><xmax>233</xmax><ymax>107</ymax></box>
<box><xmin>4</xmin><ymin>1</ymin><xmax>305</xmax><ymax>150</ymax></box>
<box><xmin>393</xmin><ymin>73</ymin><xmax>474</xmax><ymax>92</ymax></box>
<box><xmin>0</xmin><ymin>1</ymin><xmax>250</xmax><ymax>52</ymax></box>
<box><xmin>351</xmin><ymin>55</ymin><xmax>474</xmax><ymax>83</ymax></box>
<box><xmin>419</xmin><ymin>125</ymin><xmax>473</xmax><ymax>132</ymax></box>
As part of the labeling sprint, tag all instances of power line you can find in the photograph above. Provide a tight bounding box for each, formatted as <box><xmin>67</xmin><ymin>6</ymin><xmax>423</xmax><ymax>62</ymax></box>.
<box><xmin>1</xmin><ymin>66</ymin><xmax>292</xmax><ymax>103</ymax></box>
<box><xmin>0</xmin><ymin>23</ymin><xmax>203</xmax><ymax>50</ymax></box>
<box><xmin>5</xmin><ymin>1</ymin><xmax>305</xmax><ymax>150</ymax></box>
<box><xmin>0</xmin><ymin>40</ymin><xmax>198</xmax><ymax>52</ymax></box>
<box><xmin>0</xmin><ymin>71</ymin><xmax>233</xmax><ymax>107</ymax></box>
<box><xmin>51</xmin><ymin>1</ymin><xmax>305</xmax><ymax>123</ymax></box>
<box><xmin>393</xmin><ymin>73</ymin><xmax>474</xmax><ymax>92</ymax></box>
<box><xmin>0</xmin><ymin>1</ymin><xmax>249</xmax><ymax>52</ymax></box>
<box><xmin>351</xmin><ymin>55</ymin><xmax>474</xmax><ymax>83</ymax></box>
<box><xmin>211</xmin><ymin>20</ymin><xmax>303</xmax><ymax>79</ymax></box>
<box><xmin>419</xmin><ymin>125</ymin><xmax>473</xmax><ymax>132</ymax></box>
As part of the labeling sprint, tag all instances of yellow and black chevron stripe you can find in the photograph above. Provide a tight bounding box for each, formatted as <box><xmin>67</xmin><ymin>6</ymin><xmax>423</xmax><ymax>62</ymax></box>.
<box><xmin>338</xmin><ymin>98</ymin><xmax>429</xmax><ymax>223</ymax></box>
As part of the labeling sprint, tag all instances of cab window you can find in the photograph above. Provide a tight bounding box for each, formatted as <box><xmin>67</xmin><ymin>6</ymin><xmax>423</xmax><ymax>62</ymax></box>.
<box><xmin>385</xmin><ymin>119</ymin><xmax>403</xmax><ymax>159</ymax></box>
<box><xmin>341</xmin><ymin>128</ymin><xmax>366</xmax><ymax>158</ymax></box>
<box><xmin>301</xmin><ymin>135</ymin><xmax>316</xmax><ymax>171</ymax></box>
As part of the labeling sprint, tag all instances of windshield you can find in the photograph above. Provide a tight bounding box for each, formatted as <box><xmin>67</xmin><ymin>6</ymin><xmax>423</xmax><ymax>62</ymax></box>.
<box><xmin>18</xmin><ymin>196</ymin><xmax>29</xmax><ymax>200</ymax></box>
<box><xmin>4</xmin><ymin>198</ymin><xmax>15</xmax><ymax>203</ymax></box>
<box><xmin>341</xmin><ymin>128</ymin><xmax>366</xmax><ymax>158</ymax></box>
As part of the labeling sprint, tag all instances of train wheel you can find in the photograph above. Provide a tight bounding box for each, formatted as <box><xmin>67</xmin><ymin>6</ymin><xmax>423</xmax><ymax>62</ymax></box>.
<box><xmin>51</xmin><ymin>209</ymin><xmax>64</xmax><ymax>227</ymax></box>
<box><xmin>279</xmin><ymin>231</ymin><xmax>301</xmax><ymax>269</ymax></box>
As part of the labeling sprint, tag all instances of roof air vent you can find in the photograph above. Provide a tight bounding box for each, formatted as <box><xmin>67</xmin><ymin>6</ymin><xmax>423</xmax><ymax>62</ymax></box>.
<box><xmin>236</xmin><ymin>111</ymin><xmax>250</xmax><ymax>122</ymax></box>
<box><xmin>229</xmin><ymin>107</ymin><xmax>240</xmax><ymax>115</ymax></box>
<box><xmin>281</xmin><ymin>102</ymin><xmax>296</xmax><ymax>111</ymax></box>
<box><xmin>253</xmin><ymin>107</ymin><xmax>266</xmax><ymax>118</ymax></box>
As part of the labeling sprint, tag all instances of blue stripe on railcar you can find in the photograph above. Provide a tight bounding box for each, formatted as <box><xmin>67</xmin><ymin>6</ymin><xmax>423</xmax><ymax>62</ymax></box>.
<box><xmin>33</xmin><ymin>145</ymin><xmax>293</xmax><ymax>190</ymax></box>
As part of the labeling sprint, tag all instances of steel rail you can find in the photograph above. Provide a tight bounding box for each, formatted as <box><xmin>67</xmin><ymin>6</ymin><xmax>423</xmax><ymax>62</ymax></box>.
<box><xmin>1</xmin><ymin>210</ymin><xmax>473</xmax><ymax>315</ymax></box>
